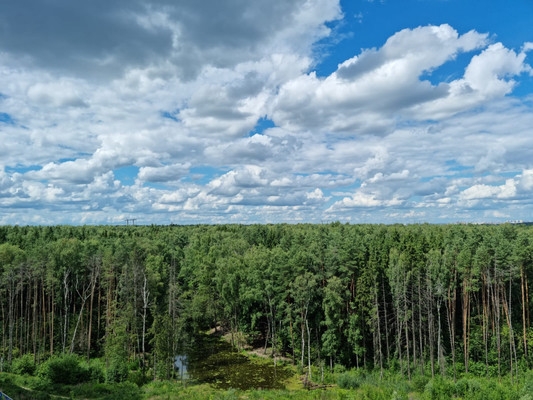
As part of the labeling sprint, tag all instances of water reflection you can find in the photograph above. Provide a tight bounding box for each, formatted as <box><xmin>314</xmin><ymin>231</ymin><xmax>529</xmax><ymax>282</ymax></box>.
<box><xmin>173</xmin><ymin>354</ymin><xmax>189</xmax><ymax>380</ymax></box>
<box><xmin>175</xmin><ymin>335</ymin><xmax>293</xmax><ymax>390</ymax></box>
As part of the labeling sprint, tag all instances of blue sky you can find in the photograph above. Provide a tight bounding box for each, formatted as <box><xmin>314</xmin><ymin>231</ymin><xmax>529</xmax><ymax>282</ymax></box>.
<box><xmin>0</xmin><ymin>0</ymin><xmax>532</xmax><ymax>225</ymax></box>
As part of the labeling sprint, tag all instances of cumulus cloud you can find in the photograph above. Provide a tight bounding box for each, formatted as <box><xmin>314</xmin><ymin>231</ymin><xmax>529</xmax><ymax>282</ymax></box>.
<box><xmin>459</xmin><ymin>169</ymin><xmax>533</xmax><ymax>204</ymax></box>
<box><xmin>27</xmin><ymin>80</ymin><xmax>88</xmax><ymax>108</ymax></box>
<box><xmin>460</xmin><ymin>180</ymin><xmax>516</xmax><ymax>201</ymax></box>
<box><xmin>138</xmin><ymin>163</ymin><xmax>191</xmax><ymax>183</ymax></box>
<box><xmin>327</xmin><ymin>191</ymin><xmax>403</xmax><ymax>210</ymax></box>
<box><xmin>0</xmin><ymin>1</ymin><xmax>532</xmax><ymax>224</ymax></box>
<box><xmin>26</xmin><ymin>159</ymin><xmax>102</xmax><ymax>184</ymax></box>
<box><xmin>271</xmin><ymin>24</ymin><xmax>492</xmax><ymax>134</ymax></box>
<box><xmin>0</xmin><ymin>0</ymin><xmax>341</xmax><ymax>80</ymax></box>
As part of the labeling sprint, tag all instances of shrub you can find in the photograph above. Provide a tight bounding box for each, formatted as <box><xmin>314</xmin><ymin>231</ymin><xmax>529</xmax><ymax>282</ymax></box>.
<box><xmin>11</xmin><ymin>353</ymin><xmax>36</xmax><ymax>375</ymax></box>
<box><xmin>412</xmin><ymin>374</ymin><xmax>430</xmax><ymax>392</ymax></box>
<box><xmin>357</xmin><ymin>383</ymin><xmax>396</xmax><ymax>400</ymax></box>
<box><xmin>521</xmin><ymin>370</ymin><xmax>533</xmax><ymax>398</ymax></box>
<box><xmin>127</xmin><ymin>369</ymin><xmax>146</xmax><ymax>386</ymax></box>
<box><xmin>333</xmin><ymin>364</ymin><xmax>346</xmax><ymax>374</ymax></box>
<box><xmin>337</xmin><ymin>371</ymin><xmax>364</xmax><ymax>389</ymax></box>
<box><xmin>86</xmin><ymin>358</ymin><xmax>106</xmax><ymax>383</ymax></box>
<box><xmin>70</xmin><ymin>381</ymin><xmax>142</xmax><ymax>400</ymax></box>
<box><xmin>37</xmin><ymin>353</ymin><xmax>90</xmax><ymax>385</ymax></box>
<box><xmin>106</xmin><ymin>359</ymin><xmax>129</xmax><ymax>383</ymax></box>
<box><xmin>0</xmin><ymin>372</ymin><xmax>51</xmax><ymax>399</ymax></box>
<box><xmin>69</xmin><ymin>383</ymin><xmax>113</xmax><ymax>399</ymax></box>
<box><xmin>424</xmin><ymin>376</ymin><xmax>455</xmax><ymax>400</ymax></box>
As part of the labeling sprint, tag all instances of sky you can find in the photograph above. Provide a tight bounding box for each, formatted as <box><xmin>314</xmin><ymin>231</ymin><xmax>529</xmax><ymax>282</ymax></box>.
<box><xmin>0</xmin><ymin>0</ymin><xmax>532</xmax><ymax>225</ymax></box>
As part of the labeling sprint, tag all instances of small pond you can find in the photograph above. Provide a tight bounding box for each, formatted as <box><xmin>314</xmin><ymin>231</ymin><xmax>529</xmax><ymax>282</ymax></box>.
<box><xmin>175</xmin><ymin>334</ymin><xmax>293</xmax><ymax>390</ymax></box>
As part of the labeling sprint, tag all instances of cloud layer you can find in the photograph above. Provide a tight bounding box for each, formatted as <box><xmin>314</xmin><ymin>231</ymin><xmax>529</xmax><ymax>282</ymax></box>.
<box><xmin>0</xmin><ymin>1</ymin><xmax>532</xmax><ymax>224</ymax></box>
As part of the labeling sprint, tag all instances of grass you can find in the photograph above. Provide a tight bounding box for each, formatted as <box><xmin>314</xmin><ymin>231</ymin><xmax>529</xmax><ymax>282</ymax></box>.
<box><xmin>4</xmin><ymin>355</ymin><xmax>533</xmax><ymax>400</ymax></box>
<box><xmin>1</xmin><ymin>370</ymin><xmax>530</xmax><ymax>400</ymax></box>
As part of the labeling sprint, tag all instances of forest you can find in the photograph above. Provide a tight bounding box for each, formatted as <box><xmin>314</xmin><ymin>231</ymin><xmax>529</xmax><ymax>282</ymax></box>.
<box><xmin>1</xmin><ymin>222</ymin><xmax>533</xmax><ymax>399</ymax></box>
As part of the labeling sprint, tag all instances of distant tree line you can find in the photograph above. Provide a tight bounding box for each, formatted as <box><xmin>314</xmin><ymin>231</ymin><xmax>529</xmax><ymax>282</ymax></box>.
<box><xmin>0</xmin><ymin>223</ymin><xmax>532</xmax><ymax>381</ymax></box>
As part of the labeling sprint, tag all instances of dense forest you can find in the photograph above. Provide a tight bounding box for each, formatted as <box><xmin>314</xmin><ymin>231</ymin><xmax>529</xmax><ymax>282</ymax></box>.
<box><xmin>1</xmin><ymin>223</ymin><xmax>533</xmax><ymax>385</ymax></box>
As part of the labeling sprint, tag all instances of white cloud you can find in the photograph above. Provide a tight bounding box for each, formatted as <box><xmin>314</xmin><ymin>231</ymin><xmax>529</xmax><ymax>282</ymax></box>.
<box><xmin>327</xmin><ymin>190</ymin><xmax>403</xmax><ymax>210</ymax></box>
<box><xmin>463</xmin><ymin>43</ymin><xmax>531</xmax><ymax>96</ymax></box>
<box><xmin>26</xmin><ymin>159</ymin><xmax>102</xmax><ymax>184</ymax></box>
<box><xmin>0</xmin><ymin>1</ymin><xmax>532</xmax><ymax>225</ymax></box>
<box><xmin>271</xmin><ymin>24</ymin><xmax>494</xmax><ymax>134</ymax></box>
<box><xmin>27</xmin><ymin>80</ymin><xmax>88</xmax><ymax>108</ymax></box>
<box><xmin>208</xmin><ymin>166</ymin><xmax>269</xmax><ymax>196</ymax></box>
<box><xmin>458</xmin><ymin>169</ymin><xmax>533</xmax><ymax>205</ymax></box>
<box><xmin>306</xmin><ymin>188</ymin><xmax>326</xmax><ymax>202</ymax></box>
<box><xmin>138</xmin><ymin>163</ymin><xmax>191</xmax><ymax>183</ymax></box>
<box><xmin>518</xmin><ymin>169</ymin><xmax>533</xmax><ymax>191</ymax></box>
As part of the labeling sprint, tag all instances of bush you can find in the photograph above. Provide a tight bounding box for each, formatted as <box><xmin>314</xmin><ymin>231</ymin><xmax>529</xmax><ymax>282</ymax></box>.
<box><xmin>127</xmin><ymin>369</ymin><xmax>147</xmax><ymax>386</ymax></box>
<box><xmin>86</xmin><ymin>358</ymin><xmax>106</xmax><ymax>383</ymax></box>
<box><xmin>37</xmin><ymin>353</ymin><xmax>90</xmax><ymax>385</ymax></box>
<box><xmin>70</xmin><ymin>381</ymin><xmax>142</xmax><ymax>400</ymax></box>
<box><xmin>521</xmin><ymin>370</ymin><xmax>533</xmax><ymax>398</ymax></box>
<box><xmin>333</xmin><ymin>364</ymin><xmax>346</xmax><ymax>374</ymax></box>
<box><xmin>424</xmin><ymin>376</ymin><xmax>455</xmax><ymax>400</ymax></box>
<box><xmin>0</xmin><ymin>372</ymin><xmax>51</xmax><ymax>399</ymax></box>
<box><xmin>106</xmin><ymin>359</ymin><xmax>129</xmax><ymax>383</ymax></box>
<box><xmin>69</xmin><ymin>382</ymin><xmax>114</xmax><ymax>399</ymax></box>
<box><xmin>412</xmin><ymin>374</ymin><xmax>430</xmax><ymax>392</ymax></box>
<box><xmin>455</xmin><ymin>377</ymin><xmax>482</xmax><ymax>399</ymax></box>
<box><xmin>357</xmin><ymin>384</ymin><xmax>388</xmax><ymax>400</ymax></box>
<box><xmin>11</xmin><ymin>353</ymin><xmax>36</xmax><ymax>375</ymax></box>
<box><xmin>337</xmin><ymin>371</ymin><xmax>364</xmax><ymax>389</ymax></box>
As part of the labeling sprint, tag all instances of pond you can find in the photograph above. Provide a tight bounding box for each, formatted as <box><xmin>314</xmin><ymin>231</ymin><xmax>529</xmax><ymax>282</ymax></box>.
<box><xmin>174</xmin><ymin>334</ymin><xmax>294</xmax><ymax>390</ymax></box>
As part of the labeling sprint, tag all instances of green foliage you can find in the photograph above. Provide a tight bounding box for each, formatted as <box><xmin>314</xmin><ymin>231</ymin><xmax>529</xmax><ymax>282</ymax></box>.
<box><xmin>150</xmin><ymin>314</ymin><xmax>176</xmax><ymax>381</ymax></box>
<box><xmin>336</xmin><ymin>370</ymin><xmax>365</xmax><ymax>389</ymax></box>
<box><xmin>37</xmin><ymin>353</ymin><xmax>90</xmax><ymax>385</ymax></box>
<box><xmin>86</xmin><ymin>358</ymin><xmax>106</xmax><ymax>383</ymax></box>
<box><xmin>104</xmin><ymin>316</ymin><xmax>130</xmax><ymax>383</ymax></box>
<box><xmin>412</xmin><ymin>374</ymin><xmax>430</xmax><ymax>392</ymax></box>
<box><xmin>520</xmin><ymin>370</ymin><xmax>533</xmax><ymax>399</ymax></box>
<box><xmin>454</xmin><ymin>377</ymin><xmax>483</xmax><ymax>399</ymax></box>
<box><xmin>0</xmin><ymin>372</ymin><xmax>51</xmax><ymax>399</ymax></box>
<box><xmin>358</xmin><ymin>383</ymin><xmax>398</xmax><ymax>400</ymax></box>
<box><xmin>105</xmin><ymin>359</ymin><xmax>129</xmax><ymax>383</ymax></box>
<box><xmin>11</xmin><ymin>353</ymin><xmax>36</xmax><ymax>375</ymax></box>
<box><xmin>424</xmin><ymin>376</ymin><xmax>456</xmax><ymax>400</ymax></box>
<box><xmin>69</xmin><ymin>381</ymin><xmax>142</xmax><ymax>400</ymax></box>
<box><xmin>127</xmin><ymin>369</ymin><xmax>147</xmax><ymax>386</ymax></box>
<box><xmin>3</xmin><ymin>223</ymin><xmax>533</xmax><ymax>396</ymax></box>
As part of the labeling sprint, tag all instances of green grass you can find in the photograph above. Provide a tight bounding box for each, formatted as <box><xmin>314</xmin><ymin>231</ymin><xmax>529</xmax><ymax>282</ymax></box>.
<box><xmin>0</xmin><ymin>372</ymin><xmax>52</xmax><ymax>399</ymax></box>
<box><xmin>3</xmin><ymin>363</ymin><xmax>533</xmax><ymax>400</ymax></box>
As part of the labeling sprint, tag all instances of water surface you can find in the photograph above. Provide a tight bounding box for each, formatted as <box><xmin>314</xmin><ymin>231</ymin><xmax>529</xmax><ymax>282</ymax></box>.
<box><xmin>179</xmin><ymin>334</ymin><xmax>293</xmax><ymax>390</ymax></box>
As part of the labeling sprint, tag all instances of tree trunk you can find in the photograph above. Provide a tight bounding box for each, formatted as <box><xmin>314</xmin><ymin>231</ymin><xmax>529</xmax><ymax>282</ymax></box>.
<box><xmin>462</xmin><ymin>281</ymin><xmax>470</xmax><ymax>373</ymax></box>
<box><xmin>382</xmin><ymin>279</ymin><xmax>391</xmax><ymax>365</ymax></box>
<box><xmin>32</xmin><ymin>280</ymin><xmax>38</xmax><ymax>358</ymax></box>
<box><xmin>87</xmin><ymin>260</ymin><xmax>100</xmax><ymax>359</ymax></box>
<box><xmin>7</xmin><ymin>276</ymin><xmax>15</xmax><ymax>363</ymax></box>
<box><xmin>446</xmin><ymin>275</ymin><xmax>457</xmax><ymax>382</ymax></box>
<box><xmin>141</xmin><ymin>273</ymin><xmax>150</xmax><ymax>368</ymax></box>
<box><xmin>521</xmin><ymin>264</ymin><xmax>528</xmax><ymax>357</ymax></box>
<box><xmin>375</xmin><ymin>290</ymin><xmax>383</xmax><ymax>379</ymax></box>
<box><xmin>62</xmin><ymin>270</ymin><xmax>70</xmax><ymax>353</ymax></box>
<box><xmin>482</xmin><ymin>272</ymin><xmax>489</xmax><ymax>373</ymax></box>
<box><xmin>428</xmin><ymin>304</ymin><xmax>435</xmax><ymax>377</ymax></box>
<box><xmin>306</xmin><ymin>319</ymin><xmax>312</xmax><ymax>381</ymax></box>
<box><xmin>417</xmin><ymin>274</ymin><xmax>424</xmax><ymax>375</ymax></box>
<box><xmin>405</xmin><ymin>319</ymin><xmax>411</xmax><ymax>381</ymax></box>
